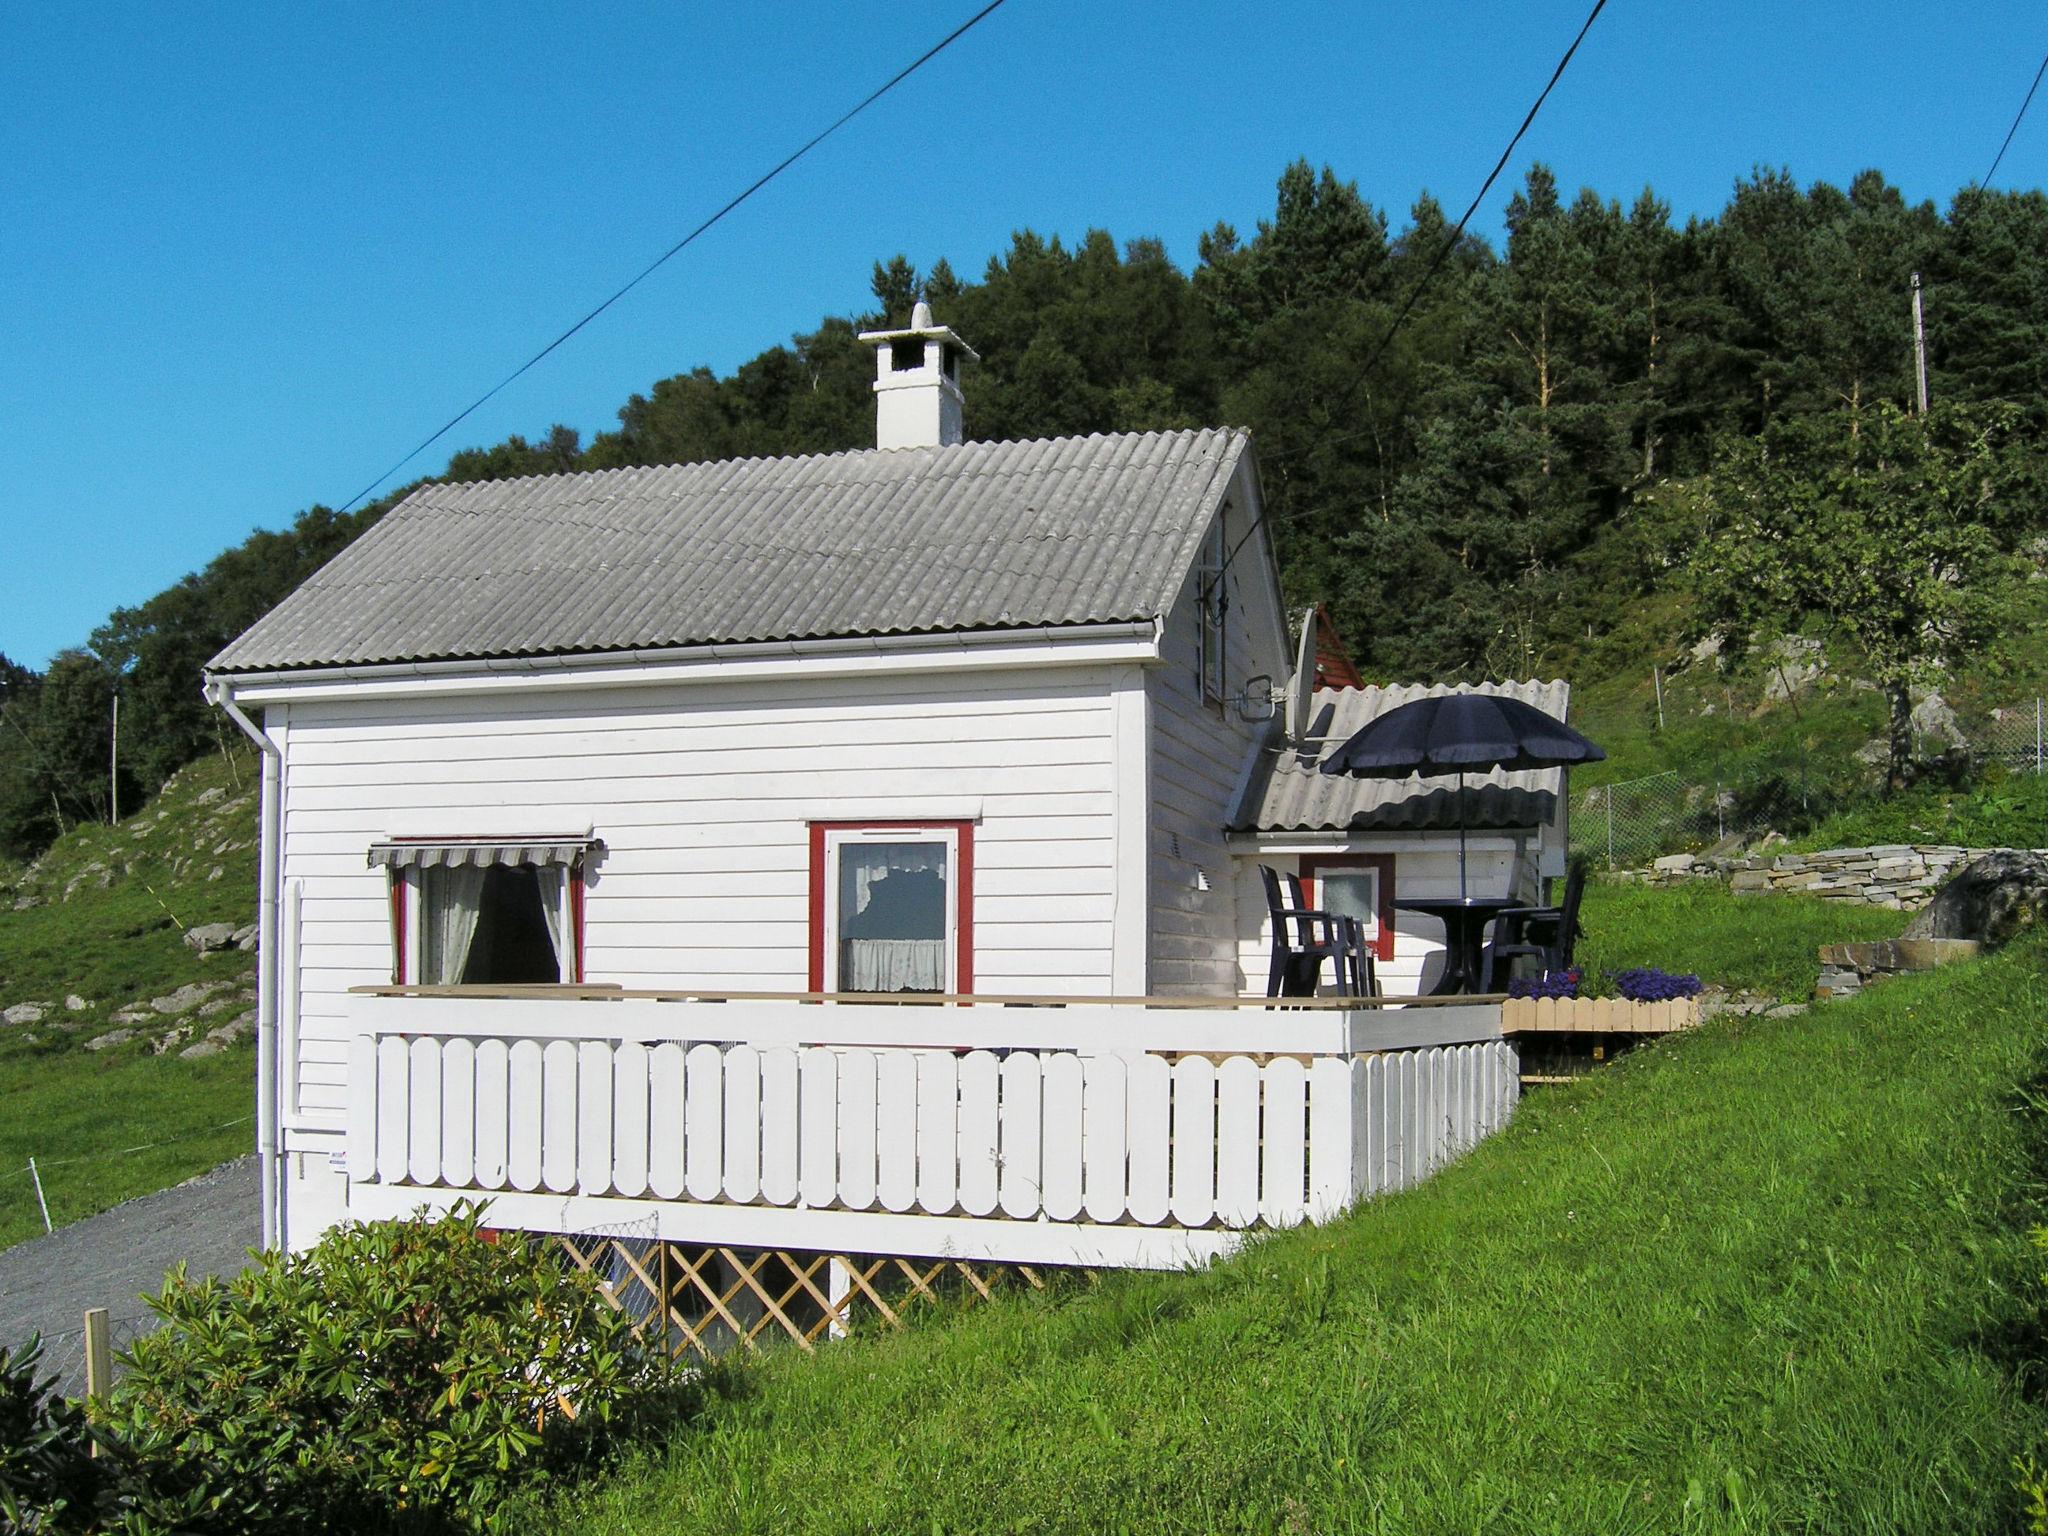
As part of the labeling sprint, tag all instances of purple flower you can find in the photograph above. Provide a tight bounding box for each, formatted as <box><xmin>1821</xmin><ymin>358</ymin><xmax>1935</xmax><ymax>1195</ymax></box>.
<box><xmin>1606</xmin><ymin>967</ymin><xmax>1704</xmax><ymax>1003</ymax></box>
<box><xmin>1509</xmin><ymin>967</ymin><xmax>1582</xmax><ymax>1000</ymax></box>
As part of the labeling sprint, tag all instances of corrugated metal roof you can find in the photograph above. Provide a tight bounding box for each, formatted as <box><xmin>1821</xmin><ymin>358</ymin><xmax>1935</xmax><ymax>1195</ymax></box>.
<box><xmin>209</xmin><ymin>428</ymin><xmax>1249</xmax><ymax>673</ymax></box>
<box><xmin>1233</xmin><ymin>679</ymin><xmax>1572</xmax><ymax>834</ymax></box>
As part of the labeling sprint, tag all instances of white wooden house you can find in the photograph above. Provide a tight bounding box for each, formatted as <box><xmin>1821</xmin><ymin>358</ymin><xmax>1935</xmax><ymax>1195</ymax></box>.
<box><xmin>205</xmin><ymin>305</ymin><xmax>1537</xmax><ymax>1289</ymax></box>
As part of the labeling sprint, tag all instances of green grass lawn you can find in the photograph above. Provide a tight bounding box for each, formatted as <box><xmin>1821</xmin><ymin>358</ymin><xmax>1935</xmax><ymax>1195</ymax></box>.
<box><xmin>521</xmin><ymin>929</ymin><xmax>2048</xmax><ymax>1534</ymax></box>
<box><xmin>0</xmin><ymin>1041</ymin><xmax>254</xmax><ymax>1250</ymax></box>
<box><xmin>1575</xmin><ymin>879</ymin><xmax>1902</xmax><ymax>1000</ymax></box>
<box><xmin>0</xmin><ymin>750</ymin><xmax>261</xmax><ymax>1250</ymax></box>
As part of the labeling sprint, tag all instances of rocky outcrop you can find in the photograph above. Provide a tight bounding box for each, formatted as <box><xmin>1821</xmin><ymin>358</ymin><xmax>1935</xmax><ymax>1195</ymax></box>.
<box><xmin>1815</xmin><ymin>937</ymin><xmax>1981</xmax><ymax>998</ymax></box>
<box><xmin>1901</xmin><ymin>850</ymin><xmax>2048</xmax><ymax>948</ymax></box>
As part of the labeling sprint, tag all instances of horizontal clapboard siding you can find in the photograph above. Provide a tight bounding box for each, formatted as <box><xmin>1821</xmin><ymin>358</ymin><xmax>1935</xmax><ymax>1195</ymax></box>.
<box><xmin>282</xmin><ymin>668</ymin><xmax>1122</xmax><ymax>1120</ymax></box>
<box><xmin>1148</xmin><ymin>491</ymin><xmax>1278</xmax><ymax>995</ymax></box>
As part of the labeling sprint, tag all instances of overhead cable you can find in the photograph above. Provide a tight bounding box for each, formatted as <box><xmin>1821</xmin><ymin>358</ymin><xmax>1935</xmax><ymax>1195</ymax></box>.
<box><xmin>1983</xmin><ymin>51</ymin><xmax>2048</xmax><ymax>188</ymax></box>
<box><xmin>1229</xmin><ymin>0</ymin><xmax>1612</xmax><ymax>561</ymax></box>
<box><xmin>336</xmin><ymin>0</ymin><xmax>1010</xmax><ymax>513</ymax></box>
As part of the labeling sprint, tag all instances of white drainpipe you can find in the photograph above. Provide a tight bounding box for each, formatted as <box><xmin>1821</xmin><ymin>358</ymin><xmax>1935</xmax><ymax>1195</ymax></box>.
<box><xmin>203</xmin><ymin>675</ymin><xmax>283</xmax><ymax>1251</ymax></box>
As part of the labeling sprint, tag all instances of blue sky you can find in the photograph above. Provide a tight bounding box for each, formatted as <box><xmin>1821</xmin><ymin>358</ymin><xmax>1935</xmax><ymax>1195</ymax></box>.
<box><xmin>3</xmin><ymin>0</ymin><xmax>2041</xmax><ymax>669</ymax></box>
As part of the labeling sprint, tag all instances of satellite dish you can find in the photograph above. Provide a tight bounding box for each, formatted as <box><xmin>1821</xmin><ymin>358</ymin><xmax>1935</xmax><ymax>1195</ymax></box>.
<box><xmin>1286</xmin><ymin>607</ymin><xmax>1317</xmax><ymax>741</ymax></box>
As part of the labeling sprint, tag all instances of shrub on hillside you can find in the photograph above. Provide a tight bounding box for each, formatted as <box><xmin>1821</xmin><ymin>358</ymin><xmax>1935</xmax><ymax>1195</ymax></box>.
<box><xmin>99</xmin><ymin>1202</ymin><xmax>684</xmax><ymax>1534</ymax></box>
<box><xmin>0</xmin><ymin>1336</ymin><xmax>115</xmax><ymax>1533</ymax></box>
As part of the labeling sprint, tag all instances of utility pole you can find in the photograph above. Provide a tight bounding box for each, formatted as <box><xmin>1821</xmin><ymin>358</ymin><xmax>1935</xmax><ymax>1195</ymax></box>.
<box><xmin>1911</xmin><ymin>272</ymin><xmax>1930</xmax><ymax>414</ymax></box>
<box><xmin>110</xmin><ymin>692</ymin><xmax>120</xmax><ymax>823</ymax></box>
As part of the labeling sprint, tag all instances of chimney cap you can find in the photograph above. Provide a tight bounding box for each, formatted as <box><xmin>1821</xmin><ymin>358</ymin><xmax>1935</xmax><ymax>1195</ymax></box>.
<box><xmin>856</xmin><ymin>305</ymin><xmax>981</xmax><ymax>363</ymax></box>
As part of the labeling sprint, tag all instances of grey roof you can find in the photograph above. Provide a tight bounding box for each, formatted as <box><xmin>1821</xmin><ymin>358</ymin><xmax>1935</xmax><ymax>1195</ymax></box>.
<box><xmin>209</xmin><ymin>428</ymin><xmax>1248</xmax><ymax>674</ymax></box>
<box><xmin>1233</xmin><ymin>679</ymin><xmax>1572</xmax><ymax>834</ymax></box>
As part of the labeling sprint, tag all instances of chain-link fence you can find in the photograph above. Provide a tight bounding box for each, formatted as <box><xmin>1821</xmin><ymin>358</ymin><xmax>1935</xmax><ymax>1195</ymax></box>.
<box><xmin>25</xmin><ymin>1310</ymin><xmax>158</xmax><ymax>1401</ymax></box>
<box><xmin>1568</xmin><ymin>697</ymin><xmax>2045</xmax><ymax>869</ymax></box>
<box><xmin>1976</xmin><ymin>698</ymin><xmax>2048</xmax><ymax>775</ymax></box>
<box><xmin>1568</xmin><ymin>771</ymin><xmax>1810</xmax><ymax>869</ymax></box>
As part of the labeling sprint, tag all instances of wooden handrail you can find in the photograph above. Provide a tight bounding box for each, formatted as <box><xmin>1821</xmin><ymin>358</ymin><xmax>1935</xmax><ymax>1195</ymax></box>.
<box><xmin>347</xmin><ymin>983</ymin><xmax>1507</xmax><ymax>1010</ymax></box>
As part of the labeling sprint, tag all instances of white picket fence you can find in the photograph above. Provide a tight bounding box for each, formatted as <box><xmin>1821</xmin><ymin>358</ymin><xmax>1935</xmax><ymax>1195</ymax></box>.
<box><xmin>345</xmin><ymin>1006</ymin><xmax>1517</xmax><ymax>1268</ymax></box>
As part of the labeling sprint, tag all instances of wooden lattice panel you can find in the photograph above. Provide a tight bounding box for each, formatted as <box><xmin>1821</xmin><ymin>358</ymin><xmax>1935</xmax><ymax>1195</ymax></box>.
<box><xmin>556</xmin><ymin>1235</ymin><xmax>1053</xmax><ymax>1360</ymax></box>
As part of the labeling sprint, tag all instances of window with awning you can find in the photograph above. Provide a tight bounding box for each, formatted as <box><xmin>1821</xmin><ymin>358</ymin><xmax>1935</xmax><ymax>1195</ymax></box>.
<box><xmin>375</xmin><ymin>837</ymin><xmax>601</xmax><ymax>985</ymax></box>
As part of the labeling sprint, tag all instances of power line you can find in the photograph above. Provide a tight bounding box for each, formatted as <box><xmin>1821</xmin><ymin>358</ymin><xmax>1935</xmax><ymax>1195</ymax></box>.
<box><xmin>336</xmin><ymin>0</ymin><xmax>1011</xmax><ymax>514</ymax></box>
<box><xmin>1226</xmin><ymin>0</ymin><xmax>1611</xmax><ymax>563</ymax></box>
<box><xmin>1347</xmin><ymin>0</ymin><xmax>1609</xmax><ymax>396</ymax></box>
<box><xmin>1983</xmin><ymin>51</ymin><xmax>2048</xmax><ymax>189</ymax></box>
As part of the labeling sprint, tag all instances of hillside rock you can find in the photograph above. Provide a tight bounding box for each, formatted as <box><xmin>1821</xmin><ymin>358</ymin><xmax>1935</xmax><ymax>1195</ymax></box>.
<box><xmin>4</xmin><ymin>1001</ymin><xmax>51</xmax><ymax>1026</ymax></box>
<box><xmin>1909</xmin><ymin>690</ymin><xmax>1969</xmax><ymax>751</ymax></box>
<box><xmin>85</xmin><ymin>1029</ymin><xmax>136</xmax><ymax>1051</ymax></box>
<box><xmin>1902</xmin><ymin>851</ymin><xmax>2048</xmax><ymax>948</ymax></box>
<box><xmin>149</xmin><ymin>980</ymin><xmax>234</xmax><ymax>1016</ymax></box>
<box><xmin>184</xmin><ymin>922</ymin><xmax>240</xmax><ymax>954</ymax></box>
<box><xmin>64</xmin><ymin>994</ymin><xmax>90</xmax><ymax>1012</ymax></box>
<box><xmin>1762</xmin><ymin>636</ymin><xmax>1825</xmax><ymax>701</ymax></box>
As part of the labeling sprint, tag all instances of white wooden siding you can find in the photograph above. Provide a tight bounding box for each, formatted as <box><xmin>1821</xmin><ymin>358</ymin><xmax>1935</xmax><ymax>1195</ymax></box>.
<box><xmin>280</xmin><ymin>669</ymin><xmax>1123</xmax><ymax>1121</ymax></box>
<box><xmin>1147</xmin><ymin>482</ymin><xmax>1288</xmax><ymax>995</ymax></box>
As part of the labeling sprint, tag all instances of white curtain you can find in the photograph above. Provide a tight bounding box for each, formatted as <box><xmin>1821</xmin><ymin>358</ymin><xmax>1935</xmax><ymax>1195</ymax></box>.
<box><xmin>839</xmin><ymin>841</ymin><xmax>947</xmax><ymax>992</ymax></box>
<box><xmin>842</xmin><ymin>937</ymin><xmax>946</xmax><ymax>992</ymax></box>
<box><xmin>535</xmin><ymin>865</ymin><xmax>569</xmax><ymax>981</ymax></box>
<box><xmin>422</xmin><ymin>865</ymin><xmax>487</xmax><ymax>984</ymax></box>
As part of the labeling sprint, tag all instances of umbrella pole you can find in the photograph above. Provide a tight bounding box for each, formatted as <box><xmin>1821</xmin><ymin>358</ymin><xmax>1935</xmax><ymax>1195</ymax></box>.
<box><xmin>1457</xmin><ymin>769</ymin><xmax>1468</xmax><ymax>900</ymax></box>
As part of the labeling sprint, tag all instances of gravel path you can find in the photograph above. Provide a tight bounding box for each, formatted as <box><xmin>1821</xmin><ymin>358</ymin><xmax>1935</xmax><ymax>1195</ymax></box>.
<box><xmin>0</xmin><ymin>1155</ymin><xmax>258</xmax><ymax>1358</ymax></box>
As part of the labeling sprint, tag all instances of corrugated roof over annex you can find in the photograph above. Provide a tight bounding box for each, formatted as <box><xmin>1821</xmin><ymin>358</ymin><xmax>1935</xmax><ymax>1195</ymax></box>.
<box><xmin>208</xmin><ymin>427</ymin><xmax>1249</xmax><ymax>674</ymax></box>
<box><xmin>1234</xmin><ymin>679</ymin><xmax>1572</xmax><ymax>834</ymax></box>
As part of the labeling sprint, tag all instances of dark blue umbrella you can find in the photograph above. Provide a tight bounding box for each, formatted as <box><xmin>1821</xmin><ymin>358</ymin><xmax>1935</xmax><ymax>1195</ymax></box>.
<box><xmin>1319</xmin><ymin>693</ymin><xmax>1605</xmax><ymax>896</ymax></box>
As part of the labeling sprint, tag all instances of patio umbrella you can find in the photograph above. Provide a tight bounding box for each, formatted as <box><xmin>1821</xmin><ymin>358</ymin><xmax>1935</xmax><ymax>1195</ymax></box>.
<box><xmin>1318</xmin><ymin>693</ymin><xmax>1606</xmax><ymax>897</ymax></box>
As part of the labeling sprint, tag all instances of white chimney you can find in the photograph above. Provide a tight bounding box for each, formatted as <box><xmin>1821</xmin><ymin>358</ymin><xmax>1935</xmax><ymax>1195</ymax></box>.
<box><xmin>856</xmin><ymin>300</ymin><xmax>978</xmax><ymax>450</ymax></box>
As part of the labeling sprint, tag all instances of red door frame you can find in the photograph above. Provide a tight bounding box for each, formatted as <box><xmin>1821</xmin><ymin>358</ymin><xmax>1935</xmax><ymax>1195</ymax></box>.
<box><xmin>1298</xmin><ymin>852</ymin><xmax>1397</xmax><ymax>961</ymax></box>
<box><xmin>808</xmin><ymin>821</ymin><xmax>975</xmax><ymax>994</ymax></box>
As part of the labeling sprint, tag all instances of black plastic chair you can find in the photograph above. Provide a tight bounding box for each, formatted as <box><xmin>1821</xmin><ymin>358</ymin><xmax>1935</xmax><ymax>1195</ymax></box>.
<box><xmin>1260</xmin><ymin>866</ymin><xmax>1375</xmax><ymax>998</ymax></box>
<box><xmin>1483</xmin><ymin>857</ymin><xmax>1588</xmax><ymax>991</ymax></box>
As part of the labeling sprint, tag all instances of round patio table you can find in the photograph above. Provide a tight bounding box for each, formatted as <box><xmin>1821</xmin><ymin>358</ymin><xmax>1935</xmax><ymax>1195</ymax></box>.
<box><xmin>1392</xmin><ymin>895</ymin><xmax>1521</xmax><ymax>996</ymax></box>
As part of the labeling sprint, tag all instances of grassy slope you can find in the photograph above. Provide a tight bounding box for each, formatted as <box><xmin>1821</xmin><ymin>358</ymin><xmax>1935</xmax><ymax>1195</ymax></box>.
<box><xmin>1575</xmin><ymin>880</ymin><xmax>1900</xmax><ymax>1000</ymax></box>
<box><xmin>1793</xmin><ymin>770</ymin><xmax>2048</xmax><ymax>853</ymax></box>
<box><xmin>0</xmin><ymin>751</ymin><xmax>261</xmax><ymax>1250</ymax></box>
<box><xmin>530</xmin><ymin>921</ymin><xmax>2048</xmax><ymax>1534</ymax></box>
<box><xmin>1548</xmin><ymin>565</ymin><xmax>2048</xmax><ymax>823</ymax></box>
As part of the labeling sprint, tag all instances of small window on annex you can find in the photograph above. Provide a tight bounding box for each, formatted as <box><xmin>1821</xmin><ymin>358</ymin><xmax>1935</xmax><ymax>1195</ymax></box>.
<box><xmin>1300</xmin><ymin>853</ymin><xmax>1396</xmax><ymax>962</ymax></box>
<box><xmin>372</xmin><ymin>838</ymin><xmax>601</xmax><ymax>986</ymax></box>
<box><xmin>809</xmin><ymin>823</ymin><xmax>973</xmax><ymax>995</ymax></box>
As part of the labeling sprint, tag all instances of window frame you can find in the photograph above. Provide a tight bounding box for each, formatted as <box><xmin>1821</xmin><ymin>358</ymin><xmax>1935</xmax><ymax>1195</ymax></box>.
<box><xmin>808</xmin><ymin>820</ymin><xmax>975</xmax><ymax>995</ymax></box>
<box><xmin>1298</xmin><ymin>852</ymin><xmax>1397</xmax><ymax>962</ymax></box>
<box><xmin>1196</xmin><ymin>515</ymin><xmax>1228</xmax><ymax>707</ymax></box>
<box><xmin>388</xmin><ymin>860</ymin><xmax>586</xmax><ymax>986</ymax></box>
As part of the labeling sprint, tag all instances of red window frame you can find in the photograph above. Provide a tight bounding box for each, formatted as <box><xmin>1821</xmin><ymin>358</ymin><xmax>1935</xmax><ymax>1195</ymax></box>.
<box><xmin>1299</xmin><ymin>852</ymin><xmax>1397</xmax><ymax>962</ymax></box>
<box><xmin>387</xmin><ymin>863</ymin><xmax>588</xmax><ymax>985</ymax></box>
<box><xmin>808</xmin><ymin>820</ymin><xmax>975</xmax><ymax>995</ymax></box>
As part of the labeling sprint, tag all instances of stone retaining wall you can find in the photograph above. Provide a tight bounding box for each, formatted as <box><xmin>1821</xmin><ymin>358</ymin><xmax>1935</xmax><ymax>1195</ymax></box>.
<box><xmin>1633</xmin><ymin>844</ymin><xmax>2046</xmax><ymax>911</ymax></box>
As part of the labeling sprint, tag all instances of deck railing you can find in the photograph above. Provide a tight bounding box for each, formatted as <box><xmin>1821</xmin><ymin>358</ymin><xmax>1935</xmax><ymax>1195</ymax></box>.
<box><xmin>343</xmin><ymin>991</ymin><xmax>1517</xmax><ymax>1269</ymax></box>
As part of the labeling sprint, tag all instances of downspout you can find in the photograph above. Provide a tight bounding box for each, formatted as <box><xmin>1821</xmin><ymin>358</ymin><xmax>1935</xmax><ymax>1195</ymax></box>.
<box><xmin>204</xmin><ymin>674</ymin><xmax>284</xmax><ymax>1251</ymax></box>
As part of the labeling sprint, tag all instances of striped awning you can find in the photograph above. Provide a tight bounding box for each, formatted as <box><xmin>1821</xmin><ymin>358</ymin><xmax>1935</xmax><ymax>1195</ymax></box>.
<box><xmin>366</xmin><ymin>836</ymin><xmax>602</xmax><ymax>870</ymax></box>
